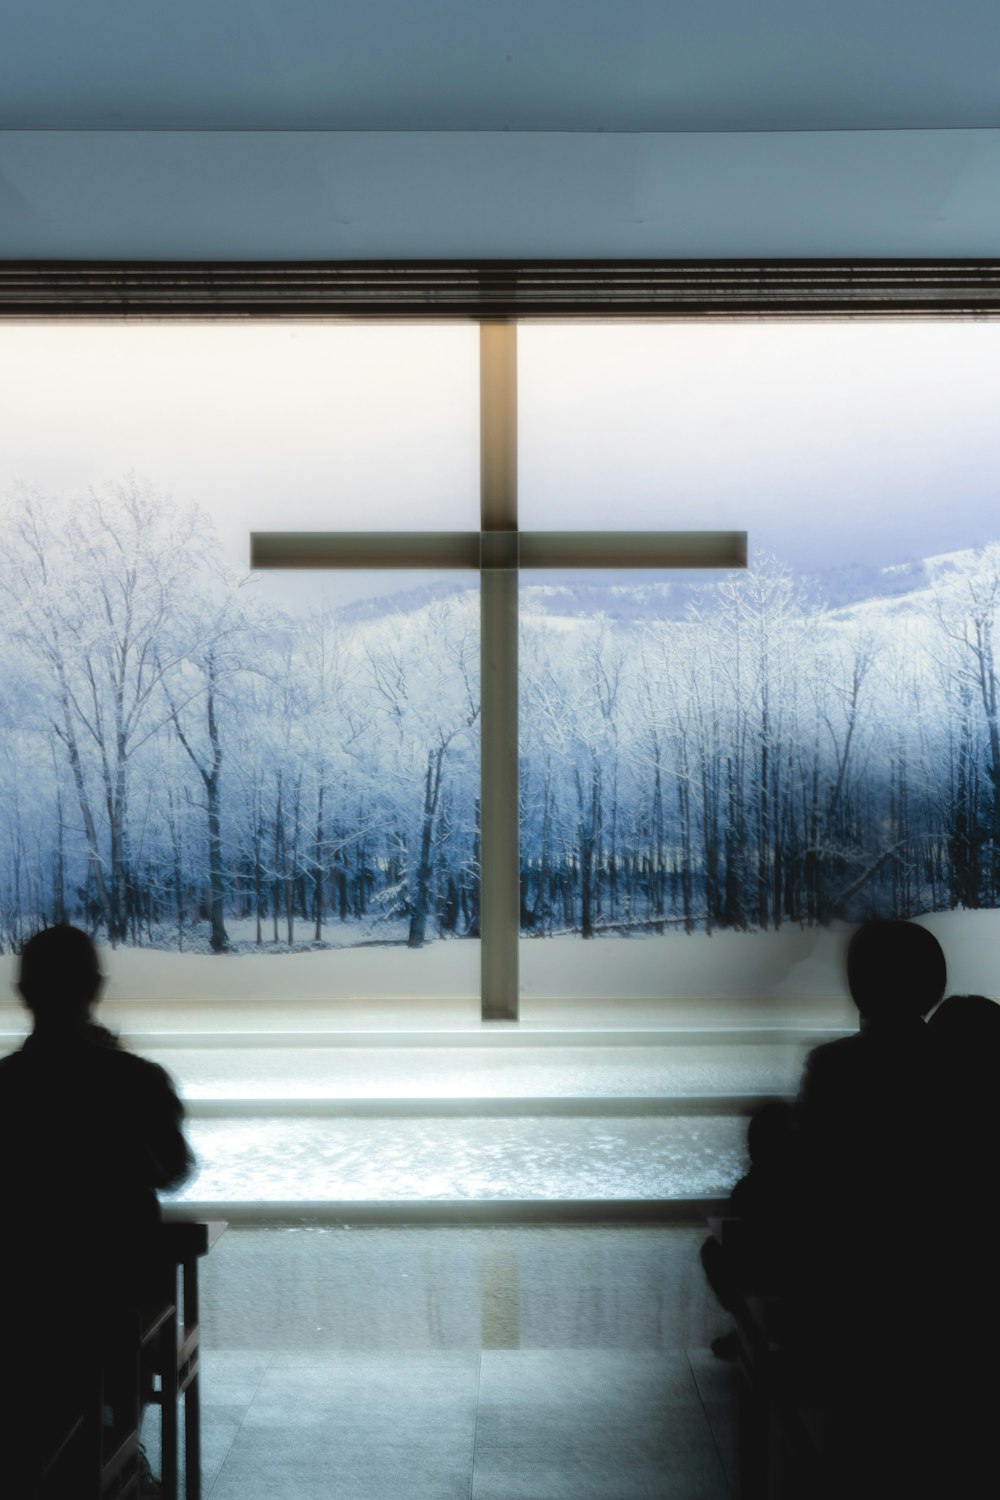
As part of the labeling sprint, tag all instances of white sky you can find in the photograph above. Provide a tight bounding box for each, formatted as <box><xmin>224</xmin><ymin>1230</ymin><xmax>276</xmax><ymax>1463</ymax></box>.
<box><xmin>1</xmin><ymin>319</ymin><xmax>999</xmax><ymax>587</ymax></box>
<box><xmin>520</xmin><ymin>321</ymin><xmax>1000</xmax><ymax>572</ymax></box>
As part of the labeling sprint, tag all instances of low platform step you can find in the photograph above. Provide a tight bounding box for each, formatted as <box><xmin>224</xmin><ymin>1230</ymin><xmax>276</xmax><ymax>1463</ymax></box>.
<box><xmin>183</xmin><ymin>1093</ymin><xmax>772</xmax><ymax>1117</ymax></box>
<box><xmin>163</xmin><ymin>1196</ymin><xmax>729</xmax><ymax>1225</ymax></box>
<box><xmin>169</xmin><ymin>1110</ymin><xmax>748</xmax><ymax>1206</ymax></box>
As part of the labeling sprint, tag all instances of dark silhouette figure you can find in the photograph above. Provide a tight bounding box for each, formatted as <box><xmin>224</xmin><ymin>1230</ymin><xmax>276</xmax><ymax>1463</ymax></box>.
<box><xmin>793</xmin><ymin>920</ymin><xmax>944</xmax><ymax>1325</ymax></box>
<box><xmin>789</xmin><ymin>921</ymin><xmax>953</xmax><ymax>1497</ymax></box>
<box><xmin>798</xmin><ymin>919</ymin><xmax>944</xmax><ymax>1216</ymax></box>
<box><xmin>705</xmin><ymin>922</ymin><xmax>970</xmax><ymax>1497</ymax></box>
<box><xmin>928</xmin><ymin>990</ymin><xmax>1000</xmax><ymax>1196</ymax></box>
<box><xmin>927</xmin><ymin>993</ymin><xmax>1000</xmax><ymax>1306</ymax></box>
<box><xmin>701</xmin><ymin>1099</ymin><xmax>800</xmax><ymax>1357</ymax></box>
<box><xmin>0</xmin><ymin>925</ymin><xmax>193</xmax><ymax>1495</ymax></box>
<box><xmin>922</xmin><ymin>992</ymin><xmax>1000</xmax><ymax>1489</ymax></box>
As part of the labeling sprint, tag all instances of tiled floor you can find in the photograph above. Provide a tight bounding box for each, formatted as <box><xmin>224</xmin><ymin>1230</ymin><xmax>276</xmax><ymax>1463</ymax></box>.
<box><xmin>144</xmin><ymin>1225</ymin><xmax>739</xmax><ymax>1499</ymax></box>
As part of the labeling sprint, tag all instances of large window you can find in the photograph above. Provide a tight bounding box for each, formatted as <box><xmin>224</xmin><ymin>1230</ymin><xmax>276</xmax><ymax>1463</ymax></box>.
<box><xmin>3</xmin><ymin>302</ymin><xmax>1000</xmax><ymax>1021</ymax></box>
<box><xmin>517</xmin><ymin>321</ymin><xmax>1000</xmax><ymax>1007</ymax></box>
<box><xmin>0</xmin><ymin>323</ymin><xmax>482</xmax><ymax>1005</ymax></box>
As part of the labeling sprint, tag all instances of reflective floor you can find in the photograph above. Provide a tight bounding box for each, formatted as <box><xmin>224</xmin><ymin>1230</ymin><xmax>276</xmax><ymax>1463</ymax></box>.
<box><xmin>143</xmin><ymin>1224</ymin><xmax>739</xmax><ymax>1500</ymax></box>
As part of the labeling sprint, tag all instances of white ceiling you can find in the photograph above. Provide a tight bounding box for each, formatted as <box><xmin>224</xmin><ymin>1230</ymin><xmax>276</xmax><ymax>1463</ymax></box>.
<box><xmin>2</xmin><ymin>2</ymin><xmax>1000</xmax><ymax>258</ymax></box>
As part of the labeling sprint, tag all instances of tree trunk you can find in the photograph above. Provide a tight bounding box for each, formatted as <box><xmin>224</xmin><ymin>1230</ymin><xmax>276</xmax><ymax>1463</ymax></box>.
<box><xmin>408</xmin><ymin>746</ymin><xmax>445</xmax><ymax>948</ymax></box>
<box><xmin>204</xmin><ymin>679</ymin><xmax>230</xmax><ymax>953</ymax></box>
<box><xmin>54</xmin><ymin>696</ymin><xmax>115</xmax><ymax>942</ymax></box>
<box><xmin>313</xmin><ymin>782</ymin><xmax>325</xmax><ymax>941</ymax></box>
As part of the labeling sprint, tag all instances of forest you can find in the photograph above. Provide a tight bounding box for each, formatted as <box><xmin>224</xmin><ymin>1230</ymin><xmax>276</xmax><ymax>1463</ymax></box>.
<box><xmin>1</xmin><ymin>479</ymin><xmax>999</xmax><ymax>954</ymax></box>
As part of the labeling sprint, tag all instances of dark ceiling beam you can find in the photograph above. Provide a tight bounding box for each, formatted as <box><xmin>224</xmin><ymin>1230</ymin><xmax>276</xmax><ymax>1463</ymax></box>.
<box><xmin>3</xmin><ymin>260</ymin><xmax>1000</xmax><ymax>318</ymax></box>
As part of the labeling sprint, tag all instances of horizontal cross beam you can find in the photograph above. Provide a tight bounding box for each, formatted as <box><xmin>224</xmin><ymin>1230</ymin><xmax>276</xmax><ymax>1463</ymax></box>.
<box><xmin>250</xmin><ymin>530</ymin><xmax>748</xmax><ymax>571</ymax></box>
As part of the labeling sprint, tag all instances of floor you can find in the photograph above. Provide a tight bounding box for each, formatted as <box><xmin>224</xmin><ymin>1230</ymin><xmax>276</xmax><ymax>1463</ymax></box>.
<box><xmin>144</xmin><ymin>1224</ymin><xmax>739</xmax><ymax>1500</ymax></box>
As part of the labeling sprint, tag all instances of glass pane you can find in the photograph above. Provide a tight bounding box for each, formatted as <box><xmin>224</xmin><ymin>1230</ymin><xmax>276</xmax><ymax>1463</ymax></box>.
<box><xmin>519</xmin><ymin>324</ymin><xmax>1000</xmax><ymax>1006</ymax></box>
<box><xmin>519</xmin><ymin>322</ymin><xmax>1000</xmax><ymax>564</ymax></box>
<box><xmin>0</xmin><ymin>325</ymin><xmax>480</xmax><ymax>1016</ymax></box>
<box><xmin>0</xmin><ymin>322</ymin><xmax>479</xmax><ymax>595</ymax></box>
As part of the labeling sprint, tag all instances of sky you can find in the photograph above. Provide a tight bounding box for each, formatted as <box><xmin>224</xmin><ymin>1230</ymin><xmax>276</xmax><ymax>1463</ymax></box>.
<box><xmin>519</xmin><ymin>321</ymin><xmax>1000</xmax><ymax>573</ymax></box>
<box><xmin>1</xmin><ymin>319</ymin><xmax>999</xmax><ymax>601</ymax></box>
<box><xmin>0</xmin><ymin>322</ymin><xmax>480</xmax><ymax>608</ymax></box>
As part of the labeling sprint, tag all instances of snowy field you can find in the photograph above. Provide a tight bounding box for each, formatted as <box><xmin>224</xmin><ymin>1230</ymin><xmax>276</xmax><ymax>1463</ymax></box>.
<box><xmin>2</xmin><ymin>909</ymin><xmax>997</xmax><ymax>1013</ymax></box>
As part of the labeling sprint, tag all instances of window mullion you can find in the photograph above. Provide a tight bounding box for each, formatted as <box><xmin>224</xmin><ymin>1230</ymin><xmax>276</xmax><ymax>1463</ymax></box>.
<box><xmin>480</xmin><ymin>323</ymin><xmax>520</xmax><ymax>1021</ymax></box>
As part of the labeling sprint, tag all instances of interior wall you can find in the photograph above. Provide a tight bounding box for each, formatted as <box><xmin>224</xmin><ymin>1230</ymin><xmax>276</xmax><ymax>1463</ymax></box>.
<box><xmin>2</xmin><ymin>129</ymin><xmax>1000</xmax><ymax>260</ymax></box>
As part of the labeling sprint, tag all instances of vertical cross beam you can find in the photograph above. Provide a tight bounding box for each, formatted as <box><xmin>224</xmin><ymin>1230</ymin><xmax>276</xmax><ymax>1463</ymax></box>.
<box><xmin>480</xmin><ymin>323</ymin><xmax>520</xmax><ymax>1020</ymax></box>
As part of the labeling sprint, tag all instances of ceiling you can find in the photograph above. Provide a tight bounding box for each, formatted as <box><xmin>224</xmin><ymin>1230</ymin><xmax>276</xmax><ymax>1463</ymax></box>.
<box><xmin>2</xmin><ymin>2</ymin><xmax>999</xmax><ymax>259</ymax></box>
<box><xmin>4</xmin><ymin>1</ymin><xmax>1000</xmax><ymax>132</ymax></box>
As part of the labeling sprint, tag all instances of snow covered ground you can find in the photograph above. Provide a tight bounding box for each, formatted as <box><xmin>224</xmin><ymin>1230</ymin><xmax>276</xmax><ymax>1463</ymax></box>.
<box><xmin>2</xmin><ymin>909</ymin><xmax>996</xmax><ymax>1013</ymax></box>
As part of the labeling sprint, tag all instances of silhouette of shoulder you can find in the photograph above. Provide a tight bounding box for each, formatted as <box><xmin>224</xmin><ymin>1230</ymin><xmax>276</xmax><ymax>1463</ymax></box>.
<box><xmin>799</xmin><ymin>1032</ymin><xmax>863</xmax><ymax>1096</ymax></box>
<box><xmin>0</xmin><ymin>1023</ymin><xmax>193</xmax><ymax>1193</ymax></box>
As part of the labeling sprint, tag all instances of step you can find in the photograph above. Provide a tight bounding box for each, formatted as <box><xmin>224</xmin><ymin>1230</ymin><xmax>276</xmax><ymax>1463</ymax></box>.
<box><xmin>167</xmin><ymin>1110</ymin><xmax>749</xmax><ymax>1208</ymax></box>
<box><xmin>181</xmin><ymin>1095</ymin><xmax>772</xmax><ymax>1117</ymax></box>
<box><xmin>138</xmin><ymin>1040</ymin><xmax>818</xmax><ymax>1100</ymax></box>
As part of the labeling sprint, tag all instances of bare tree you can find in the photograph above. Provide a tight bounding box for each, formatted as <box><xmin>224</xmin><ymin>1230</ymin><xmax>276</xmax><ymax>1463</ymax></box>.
<box><xmin>0</xmin><ymin>480</ymin><xmax>217</xmax><ymax>944</ymax></box>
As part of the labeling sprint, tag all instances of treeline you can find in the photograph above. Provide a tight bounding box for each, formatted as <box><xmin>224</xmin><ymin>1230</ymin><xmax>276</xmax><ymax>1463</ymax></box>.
<box><xmin>1</xmin><ymin>480</ymin><xmax>999</xmax><ymax>952</ymax></box>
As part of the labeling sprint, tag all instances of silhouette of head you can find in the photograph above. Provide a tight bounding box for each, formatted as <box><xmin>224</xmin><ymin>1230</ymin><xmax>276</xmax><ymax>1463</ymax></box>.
<box><xmin>846</xmin><ymin>919</ymin><xmax>946</xmax><ymax>1022</ymax></box>
<box><xmin>928</xmin><ymin>992</ymin><xmax>1000</xmax><ymax>1044</ymax></box>
<box><xmin>17</xmin><ymin>925</ymin><xmax>104</xmax><ymax>1026</ymax></box>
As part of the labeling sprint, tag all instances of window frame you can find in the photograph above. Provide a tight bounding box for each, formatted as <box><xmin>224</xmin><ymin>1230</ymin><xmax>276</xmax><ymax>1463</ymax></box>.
<box><xmin>5</xmin><ymin>259</ymin><xmax>1000</xmax><ymax>1022</ymax></box>
<box><xmin>3</xmin><ymin>260</ymin><xmax>1000</xmax><ymax>320</ymax></box>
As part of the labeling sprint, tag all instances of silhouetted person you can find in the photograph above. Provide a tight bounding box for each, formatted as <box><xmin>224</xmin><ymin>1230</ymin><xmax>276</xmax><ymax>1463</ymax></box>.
<box><xmin>0</xmin><ymin>925</ymin><xmax>193</xmax><ymax>1495</ymax></box>
<box><xmin>789</xmin><ymin>921</ymin><xmax>949</xmax><ymax>1497</ymax></box>
<box><xmin>798</xmin><ymin>918</ymin><xmax>944</xmax><ymax>1217</ymax></box>
<box><xmin>924</xmin><ymin>992</ymin><xmax>1000</xmax><ymax>1489</ymax></box>
<box><xmin>929</xmin><ymin>991</ymin><xmax>1000</xmax><ymax>1191</ymax></box>
<box><xmin>928</xmin><ymin>989</ymin><xmax>1000</xmax><ymax>1100</ymax></box>
<box><xmin>701</xmin><ymin>1099</ymin><xmax>800</xmax><ymax>1357</ymax></box>
<box><xmin>927</xmin><ymin>993</ymin><xmax>1000</xmax><ymax>1333</ymax></box>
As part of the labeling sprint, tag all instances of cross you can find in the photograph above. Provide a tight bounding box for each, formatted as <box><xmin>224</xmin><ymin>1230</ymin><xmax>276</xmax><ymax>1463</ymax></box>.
<box><xmin>252</xmin><ymin>324</ymin><xmax>746</xmax><ymax>1021</ymax></box>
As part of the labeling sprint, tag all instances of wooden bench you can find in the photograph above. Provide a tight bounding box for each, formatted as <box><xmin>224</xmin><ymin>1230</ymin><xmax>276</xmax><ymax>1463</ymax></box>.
<box><xmin>143</xmin><ymin>1219</ymin><xmax>227</xmax><ymax>1500</ymax></box>
<box><xmin>26</xmin><ymin>1218</ymin><xmax>225</xmax><ymax>1499</ymax></box>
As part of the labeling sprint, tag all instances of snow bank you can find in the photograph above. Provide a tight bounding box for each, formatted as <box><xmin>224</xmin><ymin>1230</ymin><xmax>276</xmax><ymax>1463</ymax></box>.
<box><xmin>3</xmin><ymin>909</ymin><xmax>996</xmax><ymax>1013</ymax></box>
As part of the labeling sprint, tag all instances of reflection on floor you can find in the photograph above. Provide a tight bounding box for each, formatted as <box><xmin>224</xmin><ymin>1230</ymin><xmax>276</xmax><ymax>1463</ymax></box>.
<box><xmin>144</xmin><ymin>1224</ymin><xmax>739</xmax><ymax>1499</ymax></box>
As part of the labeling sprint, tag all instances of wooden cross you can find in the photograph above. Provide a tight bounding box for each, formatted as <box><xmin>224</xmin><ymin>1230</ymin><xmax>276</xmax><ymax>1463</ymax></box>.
<box><xmin>252</xmin><ymin>324</ymin><xmax>746</xmax><ymax>1021</ymax></box>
